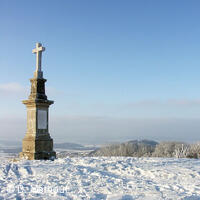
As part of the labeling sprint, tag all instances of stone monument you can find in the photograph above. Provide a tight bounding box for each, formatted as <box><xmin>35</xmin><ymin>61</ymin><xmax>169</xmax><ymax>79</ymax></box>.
<box><xmin>19</xmin><ymin>43</ymin><xmax>56</xmax><ymax>160</ymax></box>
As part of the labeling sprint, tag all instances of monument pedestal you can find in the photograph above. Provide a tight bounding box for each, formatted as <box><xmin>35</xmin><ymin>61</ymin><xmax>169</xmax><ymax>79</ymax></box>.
<box><xmin>20</xmin><ymin>138</ymin><xmax>56</xmax><ymax>160</ymax></box>
<box><xmin>20</xmin><ymin>92</ymin><xmax>56</xmax><ymax>160</ymax></box>
<box><xmin>20</xmin><ymin>43</ymin><xmax>56</xmax><ymax>160</ymax></box>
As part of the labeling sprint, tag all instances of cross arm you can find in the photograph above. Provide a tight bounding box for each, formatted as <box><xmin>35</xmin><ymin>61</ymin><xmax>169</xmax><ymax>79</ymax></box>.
<box><xmin>32</xmin><ymin>46</ymin><xmax>45</xmax><ymax>54</ymax></box>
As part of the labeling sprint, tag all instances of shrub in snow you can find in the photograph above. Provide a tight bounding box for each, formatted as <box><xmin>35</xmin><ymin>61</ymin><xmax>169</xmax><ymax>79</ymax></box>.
<box><xmin>90</xmin><ymin>140</ymin><xmax>157</xmax><ymax>157</ymax></box>
<box><xmin>152</xmin><ymin>142</ymin><xmax>190</xmax><ymax>158</ymax></box>
<box><xmin>188</xmin><ymin>142</ymin><xmax>200</xmax><ymax>159</ymax></box>
<box><xmin>173</xmin><ymin>144</ymin><xmax>190</xmax><ymax>158</ymax></box>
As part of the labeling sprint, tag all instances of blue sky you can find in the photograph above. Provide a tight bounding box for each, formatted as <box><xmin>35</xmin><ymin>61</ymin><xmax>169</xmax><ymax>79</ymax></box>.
<box><xmin>1</xmin><ymin>1</ymin><xmax>200</xmax><ymax>143</ymax></box>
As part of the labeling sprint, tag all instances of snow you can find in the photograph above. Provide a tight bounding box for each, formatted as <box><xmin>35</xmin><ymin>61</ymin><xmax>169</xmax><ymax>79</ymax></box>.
<box><xmin>0</xmin><ymin>157</ymin><xmax>200</xmax><ymax>199</ymax></box>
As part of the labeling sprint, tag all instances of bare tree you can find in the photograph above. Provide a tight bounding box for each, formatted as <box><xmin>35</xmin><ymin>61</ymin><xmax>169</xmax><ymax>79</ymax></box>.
<box><xmin>152</xmin><ymin>142</ymin><xmax>189</xmax><ymax>158</ymax></box>
<box><xmin>188</xmin><ymin>142</ymin><xmax>200</xmax><ymax>158</ymax></box>
<box><xmin>173</xmin><ymin>144</ymin><xmax>190</xmax><ymax>158</ymax></box>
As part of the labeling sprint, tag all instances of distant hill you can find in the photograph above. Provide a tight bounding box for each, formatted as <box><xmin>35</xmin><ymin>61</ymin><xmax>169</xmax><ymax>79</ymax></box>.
<box><xmin>0</xmin><ymin>140</ymin><xmax>158</xmax><ymax>154</ymax></box>
<box><xmin>0</xmin><ymin>140</ymin><xmax>21</xmax><ymax>147</ymax></box>
<box><xmin>0</xmin><ymin>147</ymin><xmax>22</xmax><ymax>153</ymax></box>
<box><xmin>0</xmin><ymin>142</ymin><xmax>97</xmax><ymax>154</ymax></box>
<box><xmin>54</xmin><ymin>142</ymin><xmax>84</xmax><ymax>149</ymax></box>
<box><xmin>126</xmin><ymin>139</ymin><xmax>158</xmax><ymax>146</ymax></box>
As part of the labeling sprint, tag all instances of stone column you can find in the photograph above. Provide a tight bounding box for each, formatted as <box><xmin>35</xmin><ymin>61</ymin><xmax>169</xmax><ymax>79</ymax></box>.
<box><xmin>20</xmin><ymin>43</ymin><xmax>56</xmax><ymax>160</ymax></box>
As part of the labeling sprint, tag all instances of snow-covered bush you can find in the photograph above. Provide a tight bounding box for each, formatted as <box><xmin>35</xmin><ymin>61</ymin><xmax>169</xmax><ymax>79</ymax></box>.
<box><xmin>89</xmin><ymin>140</ymin><xmax>200</xmax><ymax>158</ymax></box>
<box><xmin>173</xmin><ymin>144</ymin><xmax>190</xmax><ymax>158</ymax></box>
<box><xmin>90</xmin><ymin>140</ymin><xmax>157</xmax><ymax>157</ymax></box>
<box><xmin>188</xmin><ymin>142</ymin><xmax>200</xmax><ymax>158</ymax></box>
<box><xmin>152</xmin><ymin>142</ymin><xmax>190</xmax><ymax>158</ymax></box>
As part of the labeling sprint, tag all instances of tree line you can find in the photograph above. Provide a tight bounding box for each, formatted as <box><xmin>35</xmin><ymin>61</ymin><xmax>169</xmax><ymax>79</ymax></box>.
<box><xmin>90</xmin><ymin>140</ymin><xmax>200</xmax><ymax>158</ymax></box>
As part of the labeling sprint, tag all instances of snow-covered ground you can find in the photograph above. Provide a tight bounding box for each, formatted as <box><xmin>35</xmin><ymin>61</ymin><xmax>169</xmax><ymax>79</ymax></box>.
<box><xmin>0</xmin><ymin>157</ymin><xmax>200</xmax><ymax>200</ymax></box>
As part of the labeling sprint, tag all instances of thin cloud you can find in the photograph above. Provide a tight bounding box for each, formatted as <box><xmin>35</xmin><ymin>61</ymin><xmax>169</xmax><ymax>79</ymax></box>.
<box><xmin>0</xmin><ymin>82</ymin><xmax>60</xmax><ymax>98</ymax></box>
<box><xmin>0</xmin><ymin>82</ymin><xmax>25</xmax><ymax>94</ymax></box>
<box><xmin>49</xmin><ymin>115</ymin><xmax>200</xmax><ymax>144</ymax></box>
<box><xmin>1</xmin><ymin>115</ymin><xmax>200</xmax><ymax>144</ymax></box>
<box><xmin>167</xmin><ymin>99</ymin><xmax>200</xmax><ymax>106</ymax></box>
<box><xmin>122</xmin><ymin>99</ymin><xmax>200</xmax><ymax>107</ymax></box>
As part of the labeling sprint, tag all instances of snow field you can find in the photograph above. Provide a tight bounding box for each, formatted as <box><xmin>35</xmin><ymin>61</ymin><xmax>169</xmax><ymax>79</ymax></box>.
<box><xmin>0</xmin><ymin>157</ymin><xmax>200</xmax><ymax>199</ymax></box>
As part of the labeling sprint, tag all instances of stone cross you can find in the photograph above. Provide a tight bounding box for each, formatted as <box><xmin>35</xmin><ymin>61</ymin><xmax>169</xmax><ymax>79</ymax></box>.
<box><xmin>20</xmin><ymin>43</ymin><xmax>56</xmax><ymax>160</ymax></box>
<box><xmin>32</xmin><ymin>43</ymin><xmax>45</xmax><ymax>73</ymax></box>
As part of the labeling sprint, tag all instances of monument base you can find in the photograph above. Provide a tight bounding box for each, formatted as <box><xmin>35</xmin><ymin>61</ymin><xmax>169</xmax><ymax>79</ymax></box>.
<box><xmin>19</xmin><ymin>151</ymin><xmax>56</xmax><ymax>160</ymax></box>
<box><xmin>19</xmin><ymin>137</ymin><xmax>56</xmax><ymax>160</ymax></box>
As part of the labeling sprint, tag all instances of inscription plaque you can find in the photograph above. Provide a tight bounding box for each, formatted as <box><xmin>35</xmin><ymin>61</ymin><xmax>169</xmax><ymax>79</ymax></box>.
<box><xmin>38</xmin><ymin>110</ymin><xmax>47</xmax><ymax>129</ymax></box>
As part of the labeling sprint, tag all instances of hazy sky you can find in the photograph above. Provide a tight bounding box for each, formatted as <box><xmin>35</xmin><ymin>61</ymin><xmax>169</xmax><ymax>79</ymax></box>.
<box><xmin>1</xmin><ymin>1</ymin><xmax>200</xmax><ymax>144</ymax></box>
